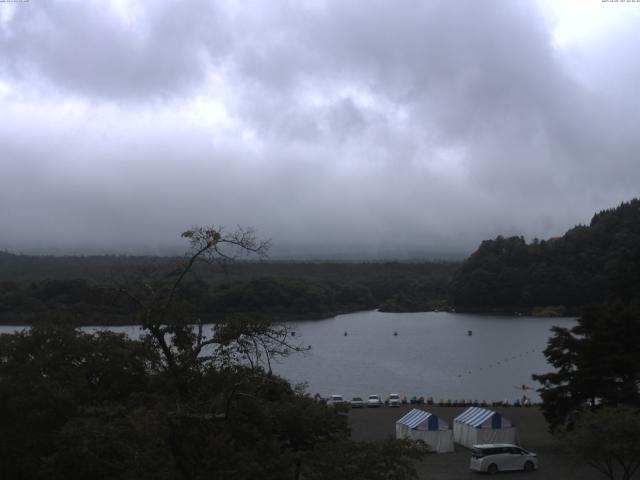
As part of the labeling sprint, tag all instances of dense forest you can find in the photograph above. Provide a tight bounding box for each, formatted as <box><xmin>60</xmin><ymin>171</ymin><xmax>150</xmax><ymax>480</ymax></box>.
<box><xmin>451</xmin><ymin>199</ymin><xmax>640</xmax><ymax>314</ymax></box>
<box><xmin>0</xmin><ymin>254</ymin><xmax>455</xmax><ymax>325</ymax></box>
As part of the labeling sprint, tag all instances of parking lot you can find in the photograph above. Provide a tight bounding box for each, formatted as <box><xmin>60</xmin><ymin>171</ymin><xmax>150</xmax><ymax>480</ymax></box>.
<box><xmin>348</xmin><ymin>405</ymin><xmax>604</xmax><ymax>479</ymax></box>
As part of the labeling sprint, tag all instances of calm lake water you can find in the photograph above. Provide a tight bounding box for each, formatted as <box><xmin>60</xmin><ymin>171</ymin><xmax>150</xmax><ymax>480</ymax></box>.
<box><xmin>274</xmin><ymin>311</ymin><xmax>574</xmax><ymax>403</ymax></box>
<box><xmin>0</xmin><ymin>311</ymin><xmax>574</xmax><ymax>403</ymax></box>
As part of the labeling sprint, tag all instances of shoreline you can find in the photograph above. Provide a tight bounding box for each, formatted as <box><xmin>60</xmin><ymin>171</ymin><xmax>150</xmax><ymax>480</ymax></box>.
<box><xmin>0</xmin><ymin>306</ymin><xmax>577</xmax><ymax>327</ymax></box>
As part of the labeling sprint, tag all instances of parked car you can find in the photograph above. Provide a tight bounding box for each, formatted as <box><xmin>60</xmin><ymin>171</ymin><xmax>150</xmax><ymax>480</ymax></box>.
<box><xmin>367</xmin><ymin>394</ymin><xmax>383</xmax><ymax>407</ymax></box>
<box><xmin>328</xmin><ymin>395</ymin><xmax>347</xmax><ymax>407</ymax></box>
<box><xmin>350</xmin><ymin>397</ymin><xmax>365</xmax><ymax>408</ymax></box>
<box><xmin>470</xmin><ymin>444</ymin><xmax>538</xmax><ymax>474</ymax></box>
<box><xmin>387</xmin><ymin>393</ymin><xmax>401</xmax><ymax>407</ymax></box>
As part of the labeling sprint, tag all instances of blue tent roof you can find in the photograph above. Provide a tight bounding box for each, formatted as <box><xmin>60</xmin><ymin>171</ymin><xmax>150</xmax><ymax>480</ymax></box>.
<box><xmin>454</xmin><ymin>407</ymin><xmax>506</xmax><ymax>428</ymax></box>
<box><xmin>396</xmin><ymin>409</ymin><xmax>441</xmax><ymax>430</ymax></box>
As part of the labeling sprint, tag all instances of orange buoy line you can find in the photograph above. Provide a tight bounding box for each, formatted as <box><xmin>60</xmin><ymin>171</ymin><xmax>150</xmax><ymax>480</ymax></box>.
<box><xmin>454</xmin><ymin>348</ymin><xmax>540</xmax><ymax>379</ymax></box>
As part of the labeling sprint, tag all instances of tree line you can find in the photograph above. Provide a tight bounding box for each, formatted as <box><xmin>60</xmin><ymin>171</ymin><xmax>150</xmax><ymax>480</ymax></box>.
<box><xmin>0</xmin><ymin>259</ymin><xmax>455</xmax><ymax>325</ymax></box>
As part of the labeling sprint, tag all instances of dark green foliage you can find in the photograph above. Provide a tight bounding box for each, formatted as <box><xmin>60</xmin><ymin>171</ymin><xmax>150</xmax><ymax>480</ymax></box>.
<box><xmin>560</xmin><ymin>406</ymin><xmax>640</xmax><ymax>480</ymax></box>
<box><xmin>0</xmin><ymin>251</ymin><xmax>173</xmax><ymax>282</ymax></box>
<box><xmin>533</xmin><ymin>304</ymin><xmax>640</xmax><ymax>431</ymax></box>
<box><xmin>300</xmin><ymin>438</ymin><xmax>424</xmax><ymax>480</ymax></box>
<box><xmin>526</xmin><ymin>203</ymin><xmax>640</xmax><ymax>476</ymax></box>
<box><xmin>0</xmin><ymin>253</ymin><xmax>458</xmax><ymax>286</ymax></box>
<box><xmin>0</xmin><ymin>262</ymin><xmax>457</xmax><ymax>325</ymax></box>
<box><xmin>205</xmin><ymin>277</ymin><xmax>376</xmax><ymax>318</ymax></box>
<box><xmin>0</xmin><ymin>227</ymin><xmax>424</xmax><ymax>479</ymax></box>
<box><xmin>0</xmin><ymin>279</ymin><xmax>130</xmax><ymax>324</ymax></box>
<box><xmin>0</xmin><ymin>319</ymin><xmax>422</xmax><ymax>479</ymax></box>
<box><xmin>47</xmin><ymin>404</ymin><xmax>176</xmax><ymax>480</ymax></box>
<box><xmin>451</xmin><ymin>199</ymin><xmax>640</xmax><ymax>312</ymax></box>
<box><xmin>0</xmin><ymin>320</ymin><xmax>155</xmax><ymax>480</ymax></box>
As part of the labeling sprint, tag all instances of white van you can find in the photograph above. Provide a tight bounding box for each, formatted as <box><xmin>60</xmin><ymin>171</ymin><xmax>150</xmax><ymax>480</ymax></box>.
<box><xmin>470</xmin><ymin>444</ymin><xmax>538</xmax><ymax>474</ymax></box>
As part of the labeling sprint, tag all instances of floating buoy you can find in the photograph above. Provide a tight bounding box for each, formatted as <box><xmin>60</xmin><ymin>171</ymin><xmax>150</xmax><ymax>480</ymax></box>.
<box><xmin>468</xmin><ymin>330</ymin><xmax>473</xmax><ymax>336</ymax></box>
<box><xmin>344</xmin><ymin>331</ymin><xmax>348</xmax><ymax>336</ymax></box>
<box><xmin>393</xmin><ymin>331</ymin><xmax>398</xmax><ymax>336</ymax></box>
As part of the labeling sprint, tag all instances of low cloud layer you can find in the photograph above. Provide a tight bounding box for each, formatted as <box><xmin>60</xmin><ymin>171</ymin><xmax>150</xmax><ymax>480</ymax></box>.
<box><xmin>2</xmin><ymin>0</ymin><xmax>640</xmax><ymax>258</ymax></box>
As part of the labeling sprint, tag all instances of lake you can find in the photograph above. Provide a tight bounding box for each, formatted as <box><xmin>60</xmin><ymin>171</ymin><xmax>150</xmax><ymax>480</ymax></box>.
<box><xmin>273</xmin><ymin>311</ymin><xmax>574</xmax><ymax>403</ymax></box>
<box><xmin>0</xmin><ymin>310</ymin><xmax>574</xmax><ymax>403</ymax></box>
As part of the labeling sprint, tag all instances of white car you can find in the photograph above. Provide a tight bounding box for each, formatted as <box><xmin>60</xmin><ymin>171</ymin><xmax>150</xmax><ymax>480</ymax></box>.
<box><xmin>350</xmin><ymin>397</ymin><xmax>365</xmax><ymax>408</ymax></box>
<box><xmin>470</xmin><ymin>444</ymin><xmax>538</xmax><ymax>474</ymax></box>
<box><xmin>387</xmin><ymin>393</ymin><xmax>401</xmax><ymax>407</ymax></box>
<box><xmin>367</xmin><ymin>394</ymin><xmax>383</xmax><ymax>407</ymax></box>
<box><xmin>328</xmin><ymin>395</ymin><xmax>347</xmax><ymax>407</ymax></box>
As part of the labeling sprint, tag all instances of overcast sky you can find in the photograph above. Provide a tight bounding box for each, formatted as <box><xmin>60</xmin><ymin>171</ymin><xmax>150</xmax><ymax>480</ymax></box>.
<box><xmin>1</xmin><ymin>0</ymin><xmax>640</xmax><ymax>258</ymax></box>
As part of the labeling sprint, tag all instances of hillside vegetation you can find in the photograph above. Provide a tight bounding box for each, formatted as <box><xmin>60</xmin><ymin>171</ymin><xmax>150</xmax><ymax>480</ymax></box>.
<box><xmin>451</xmin><ymin>199</ymin><xmax>640</xmax><ymax>314</ymax></box>
<box><xmin>0</xmin><ymin>256</ymin><xmax>456</xmax><ymax>325</ymax></box>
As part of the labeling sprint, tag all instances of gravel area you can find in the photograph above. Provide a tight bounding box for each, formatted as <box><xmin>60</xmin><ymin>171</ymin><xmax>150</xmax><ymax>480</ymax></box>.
<box><xmin>348</xmin><ymin>405</ymin><xmax>605</xmax><ymax>480</ymax></box>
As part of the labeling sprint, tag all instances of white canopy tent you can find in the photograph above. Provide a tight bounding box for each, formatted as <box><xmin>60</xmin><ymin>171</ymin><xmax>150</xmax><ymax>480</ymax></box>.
<box><xmin>396</xmin><ymin>409</ymin><xmax>454</xmax><ymax>453</ymax></box>
<box><xmin>453</xmin><ymin>407</ymin><xmax>517</xmax><ymax>448</ymax></box>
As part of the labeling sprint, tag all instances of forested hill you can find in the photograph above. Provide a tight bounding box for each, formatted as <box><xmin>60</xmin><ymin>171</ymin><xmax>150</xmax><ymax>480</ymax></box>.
<box><xmin>450</xmin><ymin>199</ymin><xmax>640</xmax><ymax>314</ymax></box>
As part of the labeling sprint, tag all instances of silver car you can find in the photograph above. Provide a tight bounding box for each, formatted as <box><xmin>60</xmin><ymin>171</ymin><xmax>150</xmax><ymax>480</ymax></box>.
<box><xmin>387</xmin><ymin>393</ymin><xmax>401</xmax><ymax>407</ymax></box>
<box><xmin>328</xmin><ymin>395</ymin><xmax>347</xmax><ymax>407</ymax></box>
<box><xmin>470</xmin><ymin>444</ymin><xmax>538</xmax><ymax>474</ymax></box>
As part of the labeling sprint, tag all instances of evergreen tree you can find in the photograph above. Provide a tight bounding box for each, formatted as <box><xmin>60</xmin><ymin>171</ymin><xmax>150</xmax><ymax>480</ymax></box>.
<box><xmin>533</xmin><ymin>304</ymin><xmax>640</xmax><ymax>431</ymax></box>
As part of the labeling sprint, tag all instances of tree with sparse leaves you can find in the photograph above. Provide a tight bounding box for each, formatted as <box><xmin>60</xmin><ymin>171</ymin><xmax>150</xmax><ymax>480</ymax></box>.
<box><xmin>0</xmin><ymin>226</ymin><xmax>424</xmax><ymax>480</ymax></box>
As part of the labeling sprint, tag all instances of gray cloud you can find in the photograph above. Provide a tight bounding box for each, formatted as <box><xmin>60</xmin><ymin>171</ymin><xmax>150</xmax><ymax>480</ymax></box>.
<box><xmin>1</xmin><ymin>0</ymin><xmax>229</xmax><ymax>99</ymax></box>
<box><xmin>1</xmin><ymin>0</ymin><xmax>639</xmax><ymax>257</ymax></box>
